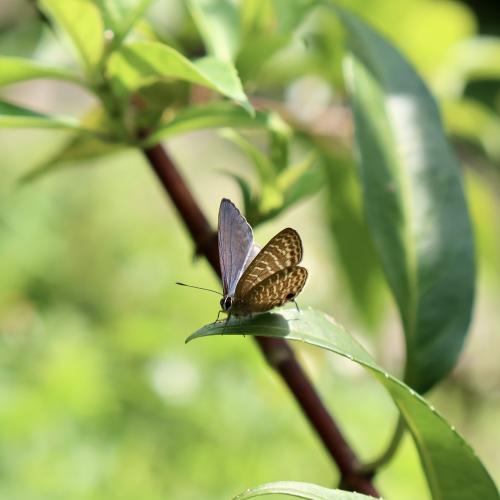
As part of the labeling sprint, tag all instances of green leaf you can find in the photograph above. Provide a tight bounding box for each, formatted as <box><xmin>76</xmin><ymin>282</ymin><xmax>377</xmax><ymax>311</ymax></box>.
<box><xmin>0</xmin><ymin>56</ymin><xmax>83</xmax><ymax>87</ymax></box>
<box><xmin>220</xmin><ymin>129</ymin><xmax>275</xmax><ymax>183</ymax></box>
<box><xmin>40</xmin><ymin>0</ymin><xmax>105</xmax><ymax>76</ymax></box>
<box><xmin>234</xmin><ymin>481</ymin><xmax>378</xmax><ymax>500</ymax></box>
<box><xmin>236</xmin><ymin>33</ymin><xmax>289</xmax><ymax>83</ymax></box>
<box><xmin>97</xmin><ymin>0</ymin><xmax>152</xmax><ymax>45</ymax></box>
<box><xmin>188</xmin><ymin>0</ymin><xmax>240</xmax><ymax>62</ymax></box>
<box><xmin>0</xmin><ymin>100</ymin><xmax>96</xmax><ymax>132</ymax></box>
<box><xmin>144</xmin><ymin>103</ymin><xmax>268</xmax><ymax>146</ymax></box>
<box><xmin>333</xmin><ymin>5</ymin><xmax>475</xmax><ymax>392</ymax></box>
<box><xmin>19</xmin><ymin>134</ymin><xmax>124</xmax><ymax>184</ymax></box>
<box><xmin>220</xmin><ymin>171</ymin><xmax>253</xmax><ymax>218</ymax></box>
<box><xmin>443</xmin><ymin>98</ymin><xmax>500</xmax><ymax>162</ymax></box>
<box><xmin>220</xmin><ymin>129</ymin><xmax>284</xmax><ymax>218</ymax></box>
<box><xmin>187</xmin><ymin>309</ymin><xmax>499</xmax><ymax>500</ymax></box>
<box><xmin>107</xmin><ymin>41</ymin><xmax>251</xmax><ymax>109</ymax></box>
<box><xmin>321</xmin><ymin>148</ymin><xmax>387</xmax><ymax>328</ymax></box>
<box><xmin>237</xmin><ymin>0</ymin><xmax>313</xmax><ymax>83</ymax></box>
<box><xmin>437</xmin><ymin>37</ymin><xmax>500</xmax><ymax>98</ymax></box>
<box><xmin>278</xmin><ymin>152</ymin><xmax>323</xmax><ymax>209</ymax></box>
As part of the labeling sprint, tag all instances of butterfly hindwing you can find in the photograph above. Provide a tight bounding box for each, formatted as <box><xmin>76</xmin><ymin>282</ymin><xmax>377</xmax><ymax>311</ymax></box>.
<box><xmin>239</xmin><ymin>266</ymin><xmax>308</xmax><ymax>313</ymax></box>
<box><xmin>235</xmin><ymin>228</ymin><xmax>303</xmax><ymax>298</ymax></box>
<box><xmin>218</xmin><ymin>199</ymin><xmax>254</xmax><ymax>296</ymax></box>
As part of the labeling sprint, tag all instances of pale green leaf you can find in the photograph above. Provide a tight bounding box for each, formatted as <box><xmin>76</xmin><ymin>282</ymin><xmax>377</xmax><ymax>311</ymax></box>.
<box><xmin>188</xmin><ymin>0</ymin><xmax>240</xmax><ymax>61</ymax></box>
<box><xmin>107</xmin><ymin>41</ymin><xmax>250</xmax><ymax>108</ymax></box>
<box><xmin>436</xmin><ymin>36</ymin><xmax>500</xmax><ymax>98</ymax></box>
<box><xmin>40</xmin><ymin>0</ymin><xmax>105</xmax><ymax>75</ymax></box>
<box><xmin>187</xmin><ymin>309</ymin><xmax>499</xmax><ymax>500</ymax></box>
<box><xmin>443</xmin><ymin>98</ymin><xmax>500</xmax><ymax>162</ymax></box>
<box><xmin>0</xmin><ymin>56</ymin><xmax>83</xmax><ymax>87</ymax></box>
<box><xmin>234</xmin><ymin>481</ymin><xmax>378</xmax><ymax>500</ymax></box>
<box><xmin>0</xmin><ymin>100</ymin><xmax>96</xmax><ymax>132</ymax></box>
<box><xmin>144</xmin><ymin>103</ymin><xmax>268</xmax><ymax>146</ymax></box>
<box><xmin>220</xmin><ymin>129</ymin><xmax>275</xmax><ymax>183</ymax></box>
<box><xmin>97</xmin><ymin>0</ymin><xmax>152</xmax><ymax>44</ymax></box>
<box><xmin>19</xmin><ymin>134</ymin><xmax>124</xmax><ymax>184</ymax></box>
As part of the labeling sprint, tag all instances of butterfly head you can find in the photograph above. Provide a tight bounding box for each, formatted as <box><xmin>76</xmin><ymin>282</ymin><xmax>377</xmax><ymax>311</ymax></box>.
<box><xmin>220</xmin><ymin>295</ymin><xmax>233</xmax><ymax>312</ymax></box>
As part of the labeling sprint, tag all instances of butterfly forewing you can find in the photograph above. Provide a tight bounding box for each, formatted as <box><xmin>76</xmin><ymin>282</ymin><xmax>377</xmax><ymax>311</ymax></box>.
<box><xmin>241</xmin><ymin>266</ymin><xmax>308</xmax><ymax>313</ymax></box>
<box><xmin>218</xmin><ymin>199</ymin><xmax>254</xmax><ymax>296</ymax></box>
<box><xmin>235</xmin><ymin>228</ymin><xmax>303</xmax><ymax>298</ymax></box>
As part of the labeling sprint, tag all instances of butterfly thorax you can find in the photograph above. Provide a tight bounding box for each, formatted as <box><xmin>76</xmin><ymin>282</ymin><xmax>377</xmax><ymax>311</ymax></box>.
<box><xmin>219</xmin><ymin>294</ymin><xmax>254</xmax><ymax>316</ymax></box>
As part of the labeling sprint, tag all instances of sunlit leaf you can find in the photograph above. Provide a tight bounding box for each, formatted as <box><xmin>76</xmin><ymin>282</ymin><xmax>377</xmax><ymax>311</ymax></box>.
<box><xmin>443</xmin><ymin>98</ymin><xmax>500</xmax><ymax>162</ymax></box>
<box><xmin>97</xmin><ymin>0</ymin><xmax>152</xmax><ymax>45</ymax></box>
<box><xmin>436</xmin><ymin>36</ymin><xmax>500</xmax><ymax>98</ymax></box>
<box><xmin>234</xmin><ymin>480</ymin><xmax>378</xmax><ymax>499</ymax></box>
<box><xmin>237</xmin><ymin>0</ymin><xmax>313</xmax><ymax>82</ymax></box>
<box><xmin>187</xmin><ymin>309</ymin><xmax>499</xmax><ymax>500</ymax></box>
<box><xmin>333</xmin><ymin>5</ymin><xmax>475</xmax><ymax>393</ymax></box>
<box><xmin>107</xmin><ymin>41</ymin><xmax>251</xmax><ymax>109</ymax></box>
<box><xmin>40</xmin><ymin>0</ymin><xmax>105</xmax><ymax>76</ymax></box>
<box><xmin>0</xmin><ymin>56</ymin><xmax>83</xmax><ymax>87</ymax></box>
<box><xmin>188</xmin><ymin>0</ymin><xmax>240</xmax><ymax>61</ymax></box>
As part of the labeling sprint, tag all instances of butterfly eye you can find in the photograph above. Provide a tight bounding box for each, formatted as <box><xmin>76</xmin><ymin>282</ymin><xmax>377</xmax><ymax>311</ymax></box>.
<box><xmin>220</xmin><ymin>296</ymin><xmax>233</xmax><ymax>311</ymax></box>
<box><xmin>286</xmin><ymin>293</ymin><xmax>295</xmax><ymax>300</ymax></box>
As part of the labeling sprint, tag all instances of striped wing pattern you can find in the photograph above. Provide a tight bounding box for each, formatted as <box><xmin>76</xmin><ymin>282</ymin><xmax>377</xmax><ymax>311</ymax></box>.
<box><xmin>235</xmin><ymin>228</ymin><xmax>303</xmax><ymax>298</ymax></box>
<box><xmin>218</xmin><ymin>198</ymin><xmax>254</xmax><ymax>296</ymax></box>
<box><xmin>240</xmin><ymin>266</ymin><xmax>308</xmax><ymax>313</ymax></box>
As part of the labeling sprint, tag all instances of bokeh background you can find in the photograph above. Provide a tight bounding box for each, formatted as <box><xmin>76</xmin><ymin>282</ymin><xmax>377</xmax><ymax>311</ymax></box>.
<box><xmin>1</xmin><ymin>1</ymin><xmax>499</xmax><ymax>499</ymax></box>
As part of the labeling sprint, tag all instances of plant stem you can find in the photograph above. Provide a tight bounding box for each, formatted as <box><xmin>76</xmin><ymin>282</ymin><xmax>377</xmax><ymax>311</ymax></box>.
<box><xmin>142</xmin><ymin>142</ymin><xmax>380</xmax><ymax>497</ymax></box>
<box><xmin>361</xmin><ymin>416</ymin><xmax>406</xmax><ymax>474</ymax></box>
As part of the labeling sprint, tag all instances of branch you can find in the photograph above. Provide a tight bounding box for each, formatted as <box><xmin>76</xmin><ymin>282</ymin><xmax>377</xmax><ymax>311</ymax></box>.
<box><xmin>142</xmin><ymin>142</ymin><xmax>380</xmax><ymax>497</ymax></box>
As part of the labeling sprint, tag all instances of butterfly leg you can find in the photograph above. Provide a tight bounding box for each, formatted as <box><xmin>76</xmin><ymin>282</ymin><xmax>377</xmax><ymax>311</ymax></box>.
<box><xmin>292</xmin><ymin>299</ymin><xmax>301</xmax><ymax>313</ymax></box>
<box><xmin>213</xmin><ymin>310</ymin><xmax>224</xmax><ymax>324</ymax></box>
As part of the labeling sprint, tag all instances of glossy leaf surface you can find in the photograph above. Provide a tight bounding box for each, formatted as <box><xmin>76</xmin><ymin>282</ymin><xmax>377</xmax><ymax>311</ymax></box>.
<box><xmin>187</xmin><ymin>309</ymin><xmax>499</xmax><ymax>500</ymax></box>
<box><xmin>234</xmin><ymin>480</ymin><xmax>378</xmax><ymax>500</ymax></box>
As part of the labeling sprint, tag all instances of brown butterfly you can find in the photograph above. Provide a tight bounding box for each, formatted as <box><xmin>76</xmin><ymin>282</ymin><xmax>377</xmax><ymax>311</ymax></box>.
<box><xmin>218</xmin><ymin>199</ymin><xmax>308</xmax><ymax>317</ymax></box>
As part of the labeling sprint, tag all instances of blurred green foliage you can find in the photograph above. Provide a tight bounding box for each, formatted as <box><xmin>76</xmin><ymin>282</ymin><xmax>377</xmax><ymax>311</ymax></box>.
<box><xmin>0</xmin><ymin>0</ymin><xmax>499</xmax><ymax>499</ymax></box>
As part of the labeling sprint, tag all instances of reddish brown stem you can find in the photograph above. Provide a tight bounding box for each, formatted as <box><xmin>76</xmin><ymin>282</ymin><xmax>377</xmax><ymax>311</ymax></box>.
<box><xmin>142</xmin><ymin>143</ymin><xmax>379</xmax><ymax>497</ymax></box>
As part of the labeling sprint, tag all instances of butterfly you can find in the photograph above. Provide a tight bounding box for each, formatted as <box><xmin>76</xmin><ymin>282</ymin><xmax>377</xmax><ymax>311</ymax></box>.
<box><xmin>218</xmin><ymin>198</ymin><xmax>308</xmax><ymax>318</ymax></box>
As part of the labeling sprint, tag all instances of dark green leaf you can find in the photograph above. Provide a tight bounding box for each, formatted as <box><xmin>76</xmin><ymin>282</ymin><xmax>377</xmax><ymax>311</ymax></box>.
<box><xmin>187</xmin><ymin>309</ymin><xmax>499</xmax><ymax>500</ymax></box>
<box><xmin>333</xmin><ymin>5</ymin><xmax>475</xmax><ymax>392</ymax></box>
<box><xmin>234</xmin><ymin>481</ymin><xmax>378</xmax><ymax>499</ymax></box>
<box><xmin>321</xmin><ymin>147</ymin><xmax>387</xmax><ymax>328</ymax></box>
<box><xmin>220</xmin><ymin>171</ymin><xmax>253</xmax><ymax>218</ymax></box>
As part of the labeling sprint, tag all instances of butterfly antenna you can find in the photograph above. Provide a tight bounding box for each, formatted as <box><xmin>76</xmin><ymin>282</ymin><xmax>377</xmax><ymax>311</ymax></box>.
<box><xmin>176</xmin><ymin>282</ymin><xmax>223</xmax><ymax>296</ymax></box>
